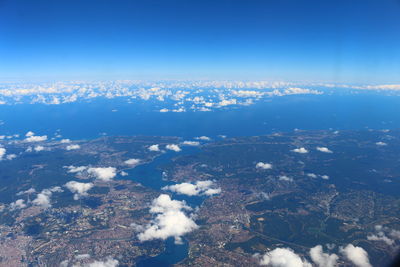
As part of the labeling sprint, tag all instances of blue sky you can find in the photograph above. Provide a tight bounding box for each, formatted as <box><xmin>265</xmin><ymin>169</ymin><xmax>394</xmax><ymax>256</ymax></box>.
<box><xmin>0</xmin><ymin>0</ymin><xmax>399</xmax><ymax>83</ymax></box>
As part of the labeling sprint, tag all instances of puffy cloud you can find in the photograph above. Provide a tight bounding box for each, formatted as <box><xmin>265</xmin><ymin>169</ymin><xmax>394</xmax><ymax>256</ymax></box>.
<box><xmin>279</xmin><ymin>175</ymin><xmax>293</xmax><ymax>182</ymax></box>
<box><xmin>195</xmin><ymin>136</ymin><xmax>211</xmax><ymax>141</ymax></box>
<box><xmin>367</xmin><ymin>225</ymin><xmax>398</xmax><ymax>246</ymax></box>
<box><xmin>16</xmin><ymin>188</ymin><xmax>36</xmax><ymax>196</ymax></box>
<box><xmin>0</xmin><ymin>147</ymin><xmax>5</xmax><ymax>160</ymax></box>
<box><xmin>316</xmin><ymin>147</ymin><xmax>333</xmax><ymax>153</ymax></box>
<box><xmin>124</xmin><ymin>158</ymin><xmax>140</xmax><ymax>166</ymax></box>
<box><xmin>231</xmin><ymin>90</ymin><xmax>264</xmax><ymax>98</ymax></box>
<box><xmin>148</xmin><ymin>144</ymin><xmax>160</xmax><ymax>152</ymax></box>
<box><xmin>283</xmin><ymin>87</ymin><xmax>322</xmax><ymax>95</ymax></box>
<box><xmin>160</xmin><ymin>108</ymin><xmax>169</xmax><ymax>113</ymax></box>
<box><xmin>340</xmin><ymin>244</ymin><xmax>372</xmax><ymax>267</ymax></box>
<box><xmin>83</xmin><ymin>257</ymin><xmax>119</xmax><ymax>267</ymax></box>
<box><xmin>66</xmin><ymin>144</ymin><xmax>80</xmax><ymax>150</ymax></box>
<box><xmin>218</xmin><ymin>99</ymin><xmax>237</xmax><ymax>107</ymax></box>
<box><xmin>163</xmin><ymin>180</ymin><xmax>221</xmax><ymax>196</ymax></box>
<box><xmin>88</xmin><ymin>167</ymin><xmax>117</xmax><ymax>182</ymax></box>
<box><xmin>137</xmin><ymin>194</ymin><xmax>198</xmax><ymax>244</ymax></box>
<box><xmin>65</xmin><ymin>181</ymin><xmax>94</xmax><ymax>200</ymax></box>
<box><xmin>6</xmin><ymin>154</ymin><xmax>17</xmax><ymax>160</ymax></box>
<box><xmin>9</xmin><ymin>199</ymin><xmax>27</xmax><ymax>210</ymax></box>
<box><xmin>60</xmin><ymin>139</ymin><xmax>71</xmax><ymax>143</ymax></box>
<box><xmin>292</xmin><ymin>147</ymin><xmax>308</xmax><ymax>154</ymax></box>
<box><xmin>259</xmin><ymin>247</ymin><xmax>311</xmax><ymax>267</ymax></box>
<box><xmin>34</xmin><ymin>145</ymin><xmax>45</xmax><ymax>152</ymax></box>
<box><xmin>25</xmin><ymin>135</ymin><xmax>48</xmax><ymax>142</ymax></box>
<box><xmin>321</xmin><ymin>175</ymin><xmax>329</xmax><ymax>180</ymax></box>
<box><xmin>166</xmin><ymin>144</ymin><xmax>181</xmax><ymax>152</ymax></box>
<box><xmin>256</xmin><ymin>162</ymin><xmax>273</xmax><ymax>170</ymax></box>
<box><xmin>65</xmin><ymin>165</ymin><xmax>88</xmax><ymax>173</ymax></box>
<box><xmin>32</xmin><ymin>186</ymin><xmax>63</xmax><ymax>208</ymax></box>
<box><xmin>25</xmin><ymin>131</ymin><xmax>35</xmax><ymax>137</ymax></box>
<box><xmin>307</xmin><ymin>173</ymin><xmax>318</xmax><ymax>178</ymax></box>
<box><xmin>182</xmin><ymin>141</ymin><xmax>200</xmax><ymax>146</ymax></box>
<box><xmin>376</xmin><ymin>141</ymin><xmax>387</xmax><ymax>146</ymax></box>
<box><xmin>310</xmin><ymin>245</ymin><xmax>338</xmax><ymax>267</ymax></box>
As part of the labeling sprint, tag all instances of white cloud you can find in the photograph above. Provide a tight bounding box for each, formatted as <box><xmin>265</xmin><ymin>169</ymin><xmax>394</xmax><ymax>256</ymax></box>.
<box><xmin>231</xmin><ymin>90</ymin><xmax>264</xmax><ymax>98</ymax></box>
<box><xmin>292</xmin><ymin>147</ymin><xmax>308</xmax><ymax>154</ymax></box>
<box><xmin>340</xmin><ymin>244</ymin><xmax>372</xmax><ymax>267</ymax></box>
<box><xmin>65</xmin><ymin>181</ymin><xmax>94</xmax><ymax>200</ymax></box>
<box><xmin>88</xmin><ymin>167</ymin><xmax>117</xmax><ymax>182</ymax></box>
<box><xmin>148</xmin><ymin>144</ymin><xmax>160</xmax><ymax>152</ymax></box>
<box><xmin>195</xmin><ymin>136</ymin><xmax>211</xmax><ymax>141</ymax></box>
<box><xmin>120</xmin><ymin>171</ymin><xmax>128</xmax><ymax>176</ymax></box>
<box><xmin>166</xmin><ymin>144</ymin><xmax>181</xmax><ymax>152</ymax></box>
<box><xmin>218</xmin><ymin>99</ymin><xmax>237</xmax><ymax>107</ymax></box>
<box><xmin>0</xmin><ymin>147</ymin><xmax>5</xmax><ymax>160</ymax></box>
<box><xmin>307</xmin><ymin>173</ymin><xmax>318</xmax><ymax>178</ymax></box>
<box><xmin>9</xmin><ymin>199</ymin><xmax>27</xmax><ymax>210</ymax></box>
<box><xmin>310</xmin><ymin>245</ymin><xmax>338</xmax><ymax>267</ymax></box>
<box><xmin>25</xmin><ymin>131</ymin><xmax>35</xmax><ymax>137</ymax></box>
<box><xmin>160</xmin><ymin>108</ymin><xmax>169</xmax><ymax>113</ymax></box>
<box><xmin>259</xmin><ymin>247</ymin><xmax>311</xmax><ymax>267</ymax></box>
<box><xmin>376</xmin><ymin>141</ymin><xmax>387</xmax><ymax>146</ymax></box>
<box><xmin>25</xmin><ymin>135</ymin><xmax>48</xmax><ymax>142</ymax></box>
<box><xmin>32</xmin><ymin>186</ymin><xmax>63</xmax><ymax>209</ymax></box>
<box><xmin>182</xmin><ymin>141</ymin><xmax>200</xmax><ymax>146</ymax></box>
<box><xmin>163</xmin><ymin>180</ymin><xmax>221</xmax><ymax>196</ymax></box>
<box><xmin>316</xmin><ymin>147</ymin><xmax>333</xmax><ymax>153</ymax></box>
<box><xmin>65</xmin><ymin>165</ymin><xmax>88</xmax><ymax>173</ymax></box>
<box><xmin>256</xmin><ymin>162</ymin><xmax>273</xmax><ymax>170</ymax></box>
<box><xmin>321</xmin><ymin>175</ymin><xmax>329</xmax><ymax>180</ymax></box>
<box><xmin>137</xmin><ymin>194</ymin><xmax>198</xmax><ymax>244</ymax></box>
<box><xmin>82</xmin><ymin>257</ymin><xmax>119</xmax><ymax>267</ymax></box>
<box><xmin>279</xmin><ymin>175</ymin><xmax>293</xmax><ymax>182</ymax></box>
<box><xmin>66</xmin><ymin>144</ymin><xmax>80</xmax><ymax>150</ymax></box>
<box><xmin>6</xmin><ymin>154</ymin><xmax>17</xmax><ymax>160</ymax></box>
<box><xmin>60</xmin><ymin>139</ymin><xmax>71</xmax><ymax>143</ymax></box>
<box><xmin>34</xmin><ymin>145</ymin><xmax>45</xmax><ymax>152</ymax></box>
<box><xmin>367</xmin><ymin>224</ymin><xmax>397</xmax><ymax>246</ymax></box>
<box><xmin>124</xmin><ymin>158</ymin><xmax>140</xmax><ymax>166</ymax></box>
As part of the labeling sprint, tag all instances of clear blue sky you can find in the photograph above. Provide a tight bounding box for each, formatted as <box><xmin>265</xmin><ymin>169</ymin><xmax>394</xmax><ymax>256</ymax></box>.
<box><xmin>0</xmin><ymin>0</ymin><xmax>399</xmax><ymax>83</ymax></box>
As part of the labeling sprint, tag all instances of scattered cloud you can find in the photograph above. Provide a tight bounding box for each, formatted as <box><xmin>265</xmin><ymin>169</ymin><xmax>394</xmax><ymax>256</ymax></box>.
<box><xmin>88</xmin><ymin>167</ymin><xmax>117</xmax><ymax>182</ymax></box>
<box><xmin>166</xmin><ymin>144</ymin><xmax>181</xmax><ymax>152</ymax></box>
<box><xmin>66</xmin><ymin>144</ymin><xmax>80</xmax><ymax>150</ymax></box>
<box><xmin>340</xmin><ymin>244</ymin><xmax>372</xmax><ymax>267</ymax></box>
<box><xmin>25</xmin><ymin>135</ymin><xmax>48</xmax><ymax>142</ymax></box>
<box><xmin>163</xmin><ymin>180</ymin><xmax>221</xmax><ymax>196</ymax></box>
<box><xmin>9</xmin><ymin>199</ymin><xmax>27</xmax><ymax>210</ymax></box>
<box><xmin>137</xmin><ymin>194</ymin><xmax>198</xmax><ymax>244</ymax></box>
<box><xmin>310</xmin><ymin>245</ymin><xmax>338</xmax><ymax>267</ymax></box>
<box><xmin>34</xmin><ymin>145</ymin><xmax>45</xmax><ymax>152</ymax></box>
<box><xmin>148</xmin><ymin>144</ymin><xmax>160</xmax><ymax>152</ymax></box>
<box><xmin>195</xmin><ymin>136</ymin><xmax>211</xmax><ymax>141</ymax></box>
<box><xmin>124</xmin><ymin>158</ymin><xmax>141</xmax><ymax>166</ymax></box>
<box><xmin>60</xmin><ymin>139</ymin><xmax>71</xmax><ymax>143</ymax></box>
<box><xmin>292</xmin><ymin>147</ymin><xmax>308</xmax><ymax>154</ymax></box>
<box><xmin>316</xmin><ymin>147</ymin><xmax>333</xmax><ymax>153</ymax></box>
<box><xmin>32</xmin><ymin>186</ymin><xmax>63</xmax><ymax>209</ymax></box>
<box><xmin>258</xmin><ymin>247</ymin><xmax>311</xmax><ymax>267</ymax></box>
<box><xmin>376</xmin><ymin>141</ymin><xmax>387</xmax><ymax>146</ymax></box>
<box><xmin>279</xmin><ymin>175</ymin><xmax>293</xmax><ymax>182</ymax></box>
<box><xmin>65</xmin><ymin>181</ymin><xmax>94</xmax><ymax>200</ymax></box>
<box><xmin>0</xmin><ymin>147</ymin><xmax>5</xmax><ymax>160</ymax></box>
<box><xmin>256</xmin><ymin>162</ymin><xmax>273</xmax><ymax>170</ymax></box>
<box><xmin>65</xmin><ymin>165</ymin><xmax>88</xmax><ymax>173</ymax></box>
<box><xmin>182</xmin><ymin>141</ymin><xmax>200</xmax><ymax>146</ymax></box>
<box><xmin>82</xmin><ymin>257</ymin><xmax>119</xmax><ymax>267</ymax></box>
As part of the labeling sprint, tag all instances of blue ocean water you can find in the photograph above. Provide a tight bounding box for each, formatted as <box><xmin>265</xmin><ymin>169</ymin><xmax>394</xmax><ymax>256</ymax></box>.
<box><xmin>1</xmin><ymin>94</ymin><xmax>400</xmax><ymax>140</ymax></box>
